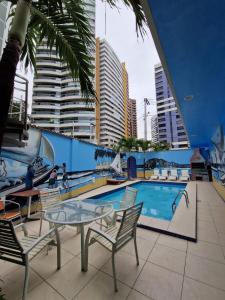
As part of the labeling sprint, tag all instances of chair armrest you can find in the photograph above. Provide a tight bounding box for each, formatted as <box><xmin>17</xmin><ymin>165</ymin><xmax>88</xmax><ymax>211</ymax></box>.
<box><xmin>5</xmin><ymin>200</ymin><xmax>21</xmax><ymax>210</ymax></box>
<box><xmin>88</xmin><ymin>227</ymin><xmax>116</xmax><ymax>244</ymax></box>
<box><xmin>14</xmin><ymin>222</ymin><xmax>28</xmax><ymax>236</ymax></box>
<box><xmin>23</xmin><ymin>227</ymin><xmax>58</xmax><ymax>254</ymax></box>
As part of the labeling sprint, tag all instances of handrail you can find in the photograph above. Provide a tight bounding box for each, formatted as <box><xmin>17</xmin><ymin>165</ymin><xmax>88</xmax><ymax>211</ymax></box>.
<box><xmin>171</xmin><ymin>190</ymin><xmax>189</xmax><ymax>214</ymax></box>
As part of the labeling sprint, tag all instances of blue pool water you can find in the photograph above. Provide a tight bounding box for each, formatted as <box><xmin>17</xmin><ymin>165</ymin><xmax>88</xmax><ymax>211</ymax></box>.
<box><xmin>92</xmin><ymin>182</ymin><xmax>186</xmax><ymax>221</ymax></box>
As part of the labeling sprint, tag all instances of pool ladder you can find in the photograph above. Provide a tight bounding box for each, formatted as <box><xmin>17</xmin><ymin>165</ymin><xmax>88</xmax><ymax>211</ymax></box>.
<box><xmin>172</xmin><ymin>190</ymin><xmax>189</xmax><ymax>214</ymax></box>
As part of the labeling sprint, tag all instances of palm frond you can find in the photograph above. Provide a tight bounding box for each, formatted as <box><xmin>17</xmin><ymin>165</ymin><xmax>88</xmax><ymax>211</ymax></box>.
<box><xmin>105</xmin><ymin>0</ymin><xmax>147</xmax><ymax>37</ymax></box>
<box><xmin>28</xmin><ymin>0</ymin><xmax>96</xmax><ymax>97</ymax></box>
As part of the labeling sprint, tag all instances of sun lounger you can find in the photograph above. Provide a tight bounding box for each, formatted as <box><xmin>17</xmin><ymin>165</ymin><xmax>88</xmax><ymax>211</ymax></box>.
<box><xmin>159</xmin><ymin>169</ymin><xmax>168</xmax><ymax>180</ymax></box>
<box><xmin>168</xmin><ymin>169</ymin><xmax>178</xmax><ymax>181</ymax></box>
<box><xmin>179</xmin><ymin>169</ymin><xmax>190</xmax><ymax>181</ymax></box>
<box><xmin>150</xmin><ymin>168</ymin><xmax>160</xmax><ymax>180</ymax></box>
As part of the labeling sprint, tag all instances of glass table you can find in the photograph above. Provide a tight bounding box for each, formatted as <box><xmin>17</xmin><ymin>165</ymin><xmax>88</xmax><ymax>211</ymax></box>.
<box><xmin>44</xmin><ymin>199</ymin><xmax>113</xmax><ymax>271</ymax></box>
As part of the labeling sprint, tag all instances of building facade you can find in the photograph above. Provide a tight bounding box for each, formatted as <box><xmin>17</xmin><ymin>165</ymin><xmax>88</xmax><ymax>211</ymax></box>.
<box><xmin>0</xmin><ymin>1</ymin><xmax>10</xmax><ymax>57</ymax></box>
<box><xmin>31</xmin><ymin>0</ymin><xmax>95</xmax><ymax>141</ymax></box>
<box><xmin>154</xmin><ymin>63</ymin><xmax>189</xmax><ymax>148</ymax></box>
<box><xmin>96</xmin><ymin>38</ymin><xmax>129</xmax><ymax>147</ymax></box>
<box><xmin>151</xmin><ymin>115</ymin><xmax>158</xmax><ymax>142</ymax></box>
<box><xmin>128</xmin><ymin>98</ymin><xmax>137</xmax><ymax>138</ymax></box>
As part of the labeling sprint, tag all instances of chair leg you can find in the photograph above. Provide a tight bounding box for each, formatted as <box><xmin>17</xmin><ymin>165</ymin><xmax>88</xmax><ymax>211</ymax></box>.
<box><xmin>23</xmin><ymin>257</ymin><xmax>30</xmax><ymax>300</ymax></box>
<box><xmin>112</xmin><ymin>249</ymin><xmax>118</xmax><ymax>292</ymax></box>
<box><xmin>39</xmin><ymin>214</ymin><xmax>43</xmax><ymax>236</ymax></box>
<box><xmin>84</xmin><ymin>228</ymin><xmax>91</xmax><ymax>272</ymax></box>
<box><xmin>134</xmin><ymin>234</ymin><xmax>139</xmax><ymax>266</ymax></box>
<box><xmin>54</xmin><ymin>227</ymin><xmax>61</xmax><ymax>270</ymax></box>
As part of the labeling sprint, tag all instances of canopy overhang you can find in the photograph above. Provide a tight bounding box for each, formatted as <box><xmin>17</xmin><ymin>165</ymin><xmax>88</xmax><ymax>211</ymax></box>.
<box><xmin>142</xmin><ymin>0</ymin><xmax>225</xmax><ymax>148</ymax></box>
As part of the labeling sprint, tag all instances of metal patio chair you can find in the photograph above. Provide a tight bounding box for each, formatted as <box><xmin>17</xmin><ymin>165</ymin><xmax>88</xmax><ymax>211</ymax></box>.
<box><xmin>99</xmin><ymin>186</ymin><xmax>138</xmax><ymax>228</ymax></box>
<box><xmin>0</xmin><ymin>198</ymin><xmax>22</xmax><ymax>223</ymax></box>
<box><xmin>38</xmin><ymin>189</ymin><xmax>61</xmax><ymax>235</ymax></box>
<box><xmin>84</xmin><ymin>202</ymin><xmax>143</xmax><ymax>292</ymax></box>
<box><xmin>0</xmin><ymin>219</ymin><xmax>61</xmax><ymax>300</ymax></box>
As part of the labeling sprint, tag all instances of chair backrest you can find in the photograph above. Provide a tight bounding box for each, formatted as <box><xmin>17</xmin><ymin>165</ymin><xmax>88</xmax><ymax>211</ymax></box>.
<box><xmin>161</xmin><ymin>169</ymin><xmax>168</xmax><ymax>176</ymax></box>
<box><xmin>181</xmin><ymin>169</ymin><xmax>189</xmax><ymax>176</ymax></box>
<box><xmin>154</xmin><ymin>169</ymin><xmax>160</xmax><ymax>176</ymax></box>
<box><xmin>116</xmin><ymin>202</ymin><xmax>143</xmax><ymax>245</ymax></box>
<box><xmin>39</xmin><ymin>189</ymin><xmax>61</xmax><ymax>210</ymax></box>
<box><xmin>171</xmin><ymin>169</ymin><xmax>178</xmax><ymax>177</ymax></box>
<box><xmin>0</xmin><ymin>219</ymin><xmax>24</xmax><ymax>265</ymax></box>
<box><xmin>120</xmin><ymin>187</ymin><xmax>138</xmax><ymax>209</ymax></box>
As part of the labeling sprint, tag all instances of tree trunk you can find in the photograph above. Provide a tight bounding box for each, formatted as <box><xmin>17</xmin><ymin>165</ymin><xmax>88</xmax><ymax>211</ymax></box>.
<box><xmin>0</xmin><ymin>39</ymin><xmax>20</xmax><ymax>148</ymax></box>
<box><xmin>0</xmin><ymin>0</ymin><xmax>31</xmax><ymax>149</ymax></box>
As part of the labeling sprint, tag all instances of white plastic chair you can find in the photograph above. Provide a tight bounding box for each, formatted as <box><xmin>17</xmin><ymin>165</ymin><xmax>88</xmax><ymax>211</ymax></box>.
<box><xmin>84</xmin><ymin>202</ymin><xmax>143</xmax><ymax>292</ymax></box>
<box><xmin>159</xmin><ymin>169</ymin><xmax>168</xmax><ymax>180</ymax></box>
<box><xmin>179</xmin><ymin>169</ymin><xmax>190</xmax><ymax>181</ymax></box>
<box><xmin>99</xmin><ymin>186</ymin><xmax>138</xmax><ymax>228</ymax></box>
<box><xmin>168</xmin><ymin>169</ymin><xmax>178</xmax><ymax>181</ymax></box>
<box><xmin>150</xmin><ymin>169</ymin><xmax>160</xmax><ymax>180</ymax></box>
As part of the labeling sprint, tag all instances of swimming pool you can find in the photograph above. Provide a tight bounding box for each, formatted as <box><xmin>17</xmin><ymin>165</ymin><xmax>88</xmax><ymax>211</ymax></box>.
<box><xmin>92</xmin><ymin>182</ymin><xmax>187</xmax><ymax>221</ymax></box>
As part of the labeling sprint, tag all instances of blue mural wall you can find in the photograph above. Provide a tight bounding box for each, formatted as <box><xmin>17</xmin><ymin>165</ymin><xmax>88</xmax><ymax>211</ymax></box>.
<box><xmin>124</xmin><ymin>149</ymin><xmax>193</xmax><ymax>168</ymax></box>
<box><xmin>210</xmin><ymin>126</ymin><xmax>225</xmax><ymax>187</ymax></box>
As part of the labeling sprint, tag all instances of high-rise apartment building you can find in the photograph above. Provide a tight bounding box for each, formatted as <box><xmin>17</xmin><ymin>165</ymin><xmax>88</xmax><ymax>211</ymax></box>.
<box><xmin>96</xmin><ymin>38</ymin><xmax>129</xmax><ymax>147</ymax></box>
<box><xmin>151</xmin><ymin>115</ymin><xmax>158</xmax><ymax>143</ymax></box>
<box><xmin>128</xmin><ymin>98</ymin><xmax>137</xmax><ymax>138</ymax></box>
<box><xmin>0</xmin><ymin>1</ymin><xmax>10</xmax><ymax>57</ymax></box>
<box><xmin>154</xmin><ymin>63</ymin><xmax>189</xmax><ymax>148</ymax></box>
<box><xmin>31</xmin><ymin>0</ymin><xmax>95</xmax><ymax>141</ymax></box>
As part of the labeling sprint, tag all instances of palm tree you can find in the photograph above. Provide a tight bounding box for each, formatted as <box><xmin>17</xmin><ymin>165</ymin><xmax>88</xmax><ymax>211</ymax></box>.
<box><xmin>0</xmin><ymin>0</ymin><xmax>146</xmax><ymax>147</ymax></box>
<box><xmin>151</xmin><ymin>142</ymin><xmax>170</xmax><ymax>151</ymax></box>
<box><xmin>137</xmin><ymin>139</ymin><xmax>151</xmax><ymax>178</ymax></box>
<box><xmin>119</xmin><ymin>136</ymin><xmax>138</xmax><ymax>152</ymax></box>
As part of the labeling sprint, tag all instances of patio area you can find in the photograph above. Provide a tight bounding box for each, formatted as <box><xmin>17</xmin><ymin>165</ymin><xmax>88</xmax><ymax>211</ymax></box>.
<box><xmin>1</xmin><ymin>181</ymin><xmax>225</xmax><ymax>300</ymax></box>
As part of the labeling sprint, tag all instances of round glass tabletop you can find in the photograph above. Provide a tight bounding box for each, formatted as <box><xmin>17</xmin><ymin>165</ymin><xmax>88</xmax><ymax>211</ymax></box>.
<box><xmin>44</xmin><ymin>199</ymin><xmax>113</xmax><ymax>225</ymax></box>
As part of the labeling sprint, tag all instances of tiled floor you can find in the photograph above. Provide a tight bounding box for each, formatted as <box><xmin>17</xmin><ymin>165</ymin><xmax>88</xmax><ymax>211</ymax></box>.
<box><xmin>1</xmin><ymin>181</ymin><xmax>225</xmax><ymax>300</ymax></box>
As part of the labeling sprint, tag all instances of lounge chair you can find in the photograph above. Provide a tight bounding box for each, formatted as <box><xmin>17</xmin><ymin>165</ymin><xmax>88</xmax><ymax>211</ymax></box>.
<box><xmin>84</xmin><ymin>202</ymin><xmax>143</xmax><ymax>292</ymax></box>
<box><xmin>159</xmin><ymin>169</ymin><xmax>168</xmax><ymax>180</ymax></box>
<box><xmin>0</xmin><ymin>220</ymin><xmax>61</xmax><ymax>300</ymax></box>
<box><xmin>168</xmin><ymin>169</ymin><xmax>178</xmax><ymax>181</ymax></box>
<box><xmin>179</xmin><ymin>169</ymin><xmax>190</xmax><ymax>181</ymax></box>
<box><xmin>150</xmin><ymin>169</ymin><xmax>160</xmax><ymax>180</ymax></box>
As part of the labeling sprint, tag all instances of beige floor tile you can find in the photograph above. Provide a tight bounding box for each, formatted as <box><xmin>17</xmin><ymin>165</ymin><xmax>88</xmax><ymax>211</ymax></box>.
<box><xmin>198</xmin><ymin>220</ymin><xmax>217</xmax><ymax>232</ymax></box>
<box><xmin>157</xmin><ymin>234</ymin><xmax>187</xmax><ymax>252</ymax></box>
<box><xmin>0</xmin><ymin>260</ymin><xmax>21</xmax><ymax>277</ymax></box>
<box><xmin>31</xmin><ymin>247</ymin><xmax>74</xmax><ymax>280</ymax></box>
<box><xmin>136</xmin><ymin>228</ymin><xmax>159</xmax><ymax>242</ymax></box>
<box><xmin>24</xmin><ymin>281</ymin><xmax>65</xmax><ymax>300</ymax></box>
<box><xmin>46</xmin><ymin>256</ymin><xmax>98</xmax><ymax>299</ymax></box>
<box><xmin>101</xmin><ymin>252</ymin><xmax>145</xmax><ymax>287</ymax></box>
<box><xmin>188</xmin><ymin>240</ymin><xmax>225</xmax><ymax>263</ymax></box>
<box><xmin>185</xmin><ymin>254</ymin><xmax>225</xmax><ymax>290</ymax></box>
<box><xmin>74</xmin><ymin>271</ymin><xmax>130</xmax><ymax>300</ymax></box>
<box><xmin>134</xmin><ymin>262</ymin><xmax>183</xmax><ymax>300</ymax></box>
<box><xmin>198</xmin><ymin>212</ymin><xmax>214</xmax><ymax>222</ymax></box>
<box><xmin>1</xmin><ymin>267</ymin><xmax>43</xmax><ymax>300</ymax></box>
<box><xmin>80</xmin><ymin>243</ymin><xmax>111</xmax><ymax>269</ymax></box>
<box><xmin>121</xmin><ymin>237</ymin><xmax>155</xmax><ymax>260</ymax></box>
<box><xmin>198</xmin><ymin>227</ymin><xmax>220</xmax><ymax>244</ymax></box>
<box><xmin>215</xmin><ymin>221</ymin><xmax>225</xmax><ymax>234</ymax></box>
<box><xmin>181</xmin><ymin>277</ymin><xmax>225</xmax><ymax>300</ymax></box>
<box><xmin>148</xmin><ymin>243</ymin><xmax>186</xmax><ymax>274</ymax></box>
<box><xmin>218</xmin><ymin>232</ymin><xmax>225</xmax><ymax>246</ymax></box>
<box><xmin>127</xmin><ymin>289</ymin><xmax>153</xmax><ymax>300</ymax></box>
<box><xmin>60</xmin><ymin>227</ymin><xmax>82</xmax><ymax>256</ymax></box>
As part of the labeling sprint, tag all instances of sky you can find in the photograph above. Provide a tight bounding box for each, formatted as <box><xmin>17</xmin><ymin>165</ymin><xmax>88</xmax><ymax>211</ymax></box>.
<box><xmin>23</xmin><ymin>0</ymin><xmax>160</xmax><ymax>139</ymax></box>
<box><xmin>95</xmin><ymin>0</ymin><xmax>160</xmax><ymax>139</ymax></box>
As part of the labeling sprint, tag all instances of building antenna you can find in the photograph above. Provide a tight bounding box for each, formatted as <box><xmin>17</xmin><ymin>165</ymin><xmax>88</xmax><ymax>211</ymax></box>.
<box><xmin>104</xmin><ymin>0</ymin><xmax>107</xmax><ymax>36</ymax></box>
